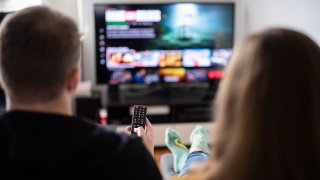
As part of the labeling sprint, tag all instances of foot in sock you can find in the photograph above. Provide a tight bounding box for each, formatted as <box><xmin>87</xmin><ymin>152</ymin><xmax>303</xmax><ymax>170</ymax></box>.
<box><xmin>165</xmin><ymin>127</ymin><xmax>189</xmax><ymax>173</ymax></box>
<box><xmin>189</xmin><ymin>125</ymin><xmax>209</xmax><ymax>154</ymax></box>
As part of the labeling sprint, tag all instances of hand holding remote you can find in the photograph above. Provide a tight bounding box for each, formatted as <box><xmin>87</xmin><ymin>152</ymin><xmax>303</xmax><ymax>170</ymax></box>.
<box><xmin>127</xmin><ymin>105</ymin><xmax>154</xmax><ymax>155</ymax></box>
<box><xmin>131</xmin><ymin>105</ymin><xmax>147</xmax><ymax>135</ymax></box>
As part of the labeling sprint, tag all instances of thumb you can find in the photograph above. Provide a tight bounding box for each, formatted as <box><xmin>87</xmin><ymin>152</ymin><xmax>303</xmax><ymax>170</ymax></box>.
<box><xmin>135</xmin><ymin>127</ymin><xmax>145</xmax><ymax>137</ymax></box>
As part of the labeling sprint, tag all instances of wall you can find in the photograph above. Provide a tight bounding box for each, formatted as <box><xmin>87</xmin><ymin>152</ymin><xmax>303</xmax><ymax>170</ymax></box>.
<box><xmin>0</xmin><ymin>0</ymin><xmax>78</xmax><ymax>21</ymax></box>
<box><xmin>0</xmin><ymin>0</ymin><xmax>41</xmax><ymax>11</ymax></box>
<box><xmin>242</xmin><ymin>0</ymin><xmax>320</xmax><ymax>44</ymax></box>
<box><xmin>42</xmin><ymin>0</ymin><xmax>78</xmax><ymax>21</ymax></box>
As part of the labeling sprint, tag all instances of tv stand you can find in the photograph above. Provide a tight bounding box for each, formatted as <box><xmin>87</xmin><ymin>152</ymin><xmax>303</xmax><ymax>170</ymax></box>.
<box><xmin>116</xmin><ymin>84</ymin><xmax>211</xmax><ymax>102</ymax></box>
<box><xmin>106</xmin><ymin>84</ymin><xmax>214</xmax><ymax>126</ymax></box>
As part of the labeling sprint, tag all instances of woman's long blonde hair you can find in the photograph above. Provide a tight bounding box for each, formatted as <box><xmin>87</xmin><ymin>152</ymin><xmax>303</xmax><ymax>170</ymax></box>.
<box><xmin>207</xmin><ymin>28</ymin><xmax>320</xmax><ymax>180</ymax></box>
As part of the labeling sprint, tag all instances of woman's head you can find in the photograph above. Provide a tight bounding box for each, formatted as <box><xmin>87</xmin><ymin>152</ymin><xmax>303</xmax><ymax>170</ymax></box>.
<box><xmin>210</xmin><ymin>29</ymin><xmax>320</xmax><ymax>180</ymax></box>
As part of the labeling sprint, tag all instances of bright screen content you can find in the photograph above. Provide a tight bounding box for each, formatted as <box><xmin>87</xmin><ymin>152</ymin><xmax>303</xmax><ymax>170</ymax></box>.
<box><xmin>94</xmin><ymin>3</ymin><xmax>234</xmax><ymax>84</ymax></box>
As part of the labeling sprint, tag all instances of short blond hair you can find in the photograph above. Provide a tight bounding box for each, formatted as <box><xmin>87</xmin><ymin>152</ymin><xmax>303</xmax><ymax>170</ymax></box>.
<box><xmin>0</xmin><ymin>6</ymin><xmax>80</xmax><ymax>103</ymax></box>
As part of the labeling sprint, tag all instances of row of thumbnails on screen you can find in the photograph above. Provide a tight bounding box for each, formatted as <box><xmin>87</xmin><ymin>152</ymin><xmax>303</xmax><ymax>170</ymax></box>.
<box><xmin>108</xmin><ymin>68</ymin><xmax>224</xmax><ymax>85</ymax></box>
<box><xmin>102</xmin><ymin>47</ymin><xmax>232</xmax><ymax>69</ymax></box>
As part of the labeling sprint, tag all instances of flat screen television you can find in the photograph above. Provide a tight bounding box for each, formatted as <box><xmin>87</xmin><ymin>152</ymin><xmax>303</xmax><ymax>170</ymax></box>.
<box><xmin>94</xmin><ymin>3</ymin><xmax>234</xmax><ymax>85</ymax></box>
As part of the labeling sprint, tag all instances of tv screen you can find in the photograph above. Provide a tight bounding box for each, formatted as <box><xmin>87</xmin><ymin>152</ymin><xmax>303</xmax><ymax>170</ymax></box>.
<box><xmin>94</xmin><ymin>3</ymin><xmax>234</xmax><ymax>85</ymax></box>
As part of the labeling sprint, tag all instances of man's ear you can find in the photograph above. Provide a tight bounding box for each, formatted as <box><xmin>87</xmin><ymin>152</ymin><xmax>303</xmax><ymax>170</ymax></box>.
<box><xmin>67</xmin><ymin>67</ymin><xmax>80</xmax><ymax>92</ymax></box>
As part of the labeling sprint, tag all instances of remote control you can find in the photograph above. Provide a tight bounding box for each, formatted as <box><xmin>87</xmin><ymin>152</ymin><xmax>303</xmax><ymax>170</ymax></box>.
<box><xmin>131</xmin><ymin>105</ymin><xmax>147</xmax><ymax>135</ymax></box>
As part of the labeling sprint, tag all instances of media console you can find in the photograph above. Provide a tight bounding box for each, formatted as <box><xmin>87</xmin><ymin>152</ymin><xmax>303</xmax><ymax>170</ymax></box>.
<box><xmin>107</xmin><ymin>86</ymin><xmax>216</xmax><ymax>147</ymax></box>
<box><xmin>106</xmin><ymin>85</ymin><xmax>215</xmax><ymax>125</ymax></box>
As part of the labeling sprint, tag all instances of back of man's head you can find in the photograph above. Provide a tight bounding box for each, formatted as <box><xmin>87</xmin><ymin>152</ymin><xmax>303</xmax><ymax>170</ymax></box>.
<box><xmin>0</xmin><ymin>6</ymin><xmax>80</xmax><ymax>104</ymax></box>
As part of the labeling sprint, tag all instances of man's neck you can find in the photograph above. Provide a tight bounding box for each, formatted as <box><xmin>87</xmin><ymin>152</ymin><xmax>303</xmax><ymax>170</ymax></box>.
<box><xmin>6</xmin><ymin>93</ymin><xmax>73</xmax><ymax>116</ymax></box>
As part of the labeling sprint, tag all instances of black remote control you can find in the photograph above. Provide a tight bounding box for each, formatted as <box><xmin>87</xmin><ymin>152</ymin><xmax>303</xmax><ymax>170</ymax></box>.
<box><xmin>131</xmin><ymin>105</ymin><xmax>147</xmax><ymax>135</ymax></box>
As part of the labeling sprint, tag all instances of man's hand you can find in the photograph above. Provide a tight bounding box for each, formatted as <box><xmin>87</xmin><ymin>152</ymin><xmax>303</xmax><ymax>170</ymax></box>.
<box><xmin>126</xmin><ymin>118</ymin><xmax>154</xmax><ymax>156</ymax></box>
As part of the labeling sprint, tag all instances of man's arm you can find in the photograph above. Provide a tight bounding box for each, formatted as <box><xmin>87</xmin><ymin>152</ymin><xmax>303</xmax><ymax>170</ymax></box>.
<box><xmin>126</xmin><ymin>118</ymin><xmax>154</xmax><ymax>155</ymax></box>
<box><xmin>121</xmin><ymin>136</ymin><xmax>162</xmax><ymax>180</ymax></box>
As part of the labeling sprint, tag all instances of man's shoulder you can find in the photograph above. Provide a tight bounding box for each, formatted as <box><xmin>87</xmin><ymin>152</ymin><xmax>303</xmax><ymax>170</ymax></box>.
<box><xmin>0</xmin><ymin>110</ymin><xmax>137</xmax><ymax>151</ymax></box>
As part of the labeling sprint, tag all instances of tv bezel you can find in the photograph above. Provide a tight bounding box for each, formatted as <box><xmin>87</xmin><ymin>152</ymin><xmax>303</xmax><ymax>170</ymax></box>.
<box><xmin>78</xmin><ymin>0</ymin><xmax>239</xmax><ymax>86</ymax></box>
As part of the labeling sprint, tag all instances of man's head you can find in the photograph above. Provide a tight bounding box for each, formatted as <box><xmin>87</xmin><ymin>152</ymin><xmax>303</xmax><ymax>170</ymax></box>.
<box><xmin>0</xmin><ymin>6</ymin><xmax>80</xmax><ymax>104</ymax></box>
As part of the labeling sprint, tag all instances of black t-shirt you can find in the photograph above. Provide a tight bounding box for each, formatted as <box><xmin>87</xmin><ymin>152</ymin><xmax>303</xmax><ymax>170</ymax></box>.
<box><xmin>0</xmin><ymin>111</ymin><xmax>162</xmax><ymax>180</ymax></box>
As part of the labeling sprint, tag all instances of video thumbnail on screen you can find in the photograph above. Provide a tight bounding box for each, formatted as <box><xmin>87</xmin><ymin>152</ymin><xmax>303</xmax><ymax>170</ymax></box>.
<box><xmin>211</xmin><ymin>48</ymin><xmax>232</xmax><ymax>66</ymax></box>
<box><xmin>159</xmin><ymin>50</ymin><xmax>183</xmax><ymax>67</ymax></box>
<box><xmin>108</xmin><ymin>70</ymin><xmax>133</xmax><ymax>85</ymax></box>
<box><xmin>186</xmin><ymin>69</ymin><xmax>208</xmax><ymax>82</ymax></box>
<box><xmin>159</xmin><ymin>68</ymin><xmax>186</xmax><ymax>83</ymax></box>
<box><xmin>183</xmin><ymin>49</ymin><xmax>211</xmax><ymax>67</ymax></box>
<box><xmin>132</xmin><ymin>69</ymin><xmax>159</xmax><ymax>84</ymax></box>
<box><xmin>208</xmin><ymin>69</ymin><xmax>224</xmax><ymax>80</ymax></box>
